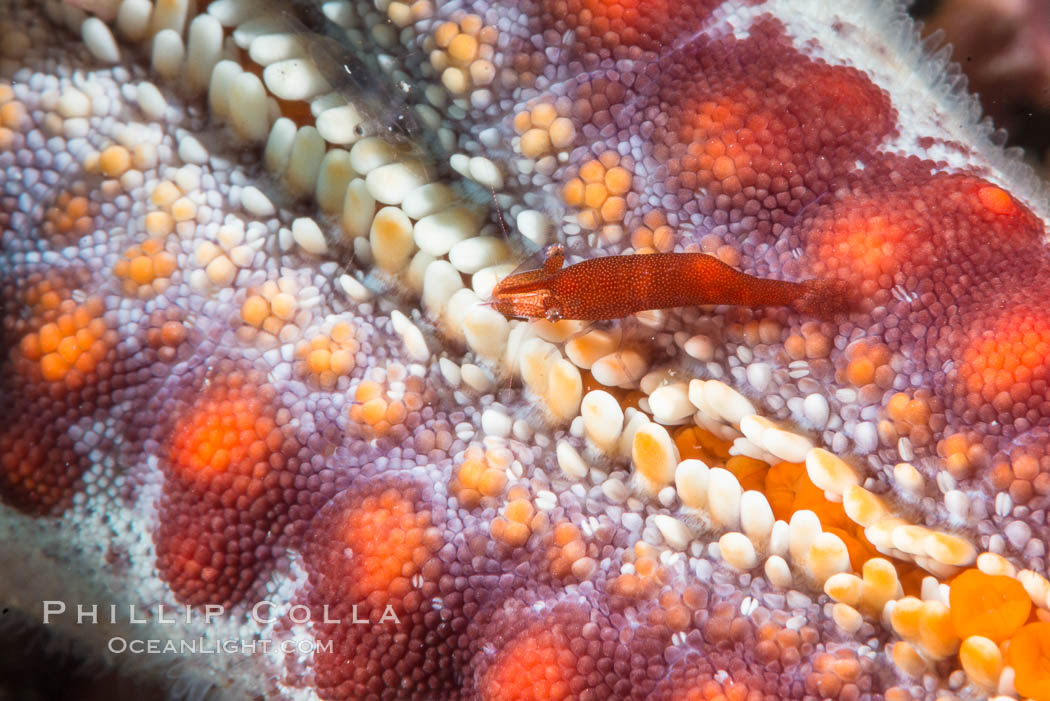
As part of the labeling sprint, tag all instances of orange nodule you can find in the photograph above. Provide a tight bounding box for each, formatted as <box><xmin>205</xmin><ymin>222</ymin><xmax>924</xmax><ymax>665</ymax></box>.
<box><xmin>949</xmin><ymin>568</ymin><xmax>1031</xmax><ymax>642</ymax></box>
<box><xmin>764</xmin><ymin>461</ymin><xmax>850</xmax><ymax>530</ymax></box>
<box><xmin>1009</xmin><ymin>622</ymin><xmax>1050</xmax><ymax>701</ymax></box>
<box><xmin>341</xmin><ymin>489</ymin><xmax>437</xmax><ymax>604</ymax></box>
<box><xmin>724</xmin><ymin>455</ymin><xmax>769</xmax><ymax>491</ymax></box>
<box><xmin>482</xmin><ymin>627</ymin><xmax>573</xmax><ymax>701</ymax></box>
<box><xmin>977</xmin><ymin>185</ymin><xmax>1015</xmax><ymax>216</ymax></box>
<box><xmin>170</xmin><ymin>388</ymin><xmax>271</xmax><ymax>477</ymax></box>
<box><xmin>674</xmin><ymin>426</ymin><xmax>733</xmax><ymax>462</ymax></box>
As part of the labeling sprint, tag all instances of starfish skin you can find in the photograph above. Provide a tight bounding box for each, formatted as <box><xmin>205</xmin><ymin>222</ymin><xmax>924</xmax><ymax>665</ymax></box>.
<box><xmin>3</xmin><ymin>1</ymin><xmax>1050</xmax><ymax>700</ymax></box>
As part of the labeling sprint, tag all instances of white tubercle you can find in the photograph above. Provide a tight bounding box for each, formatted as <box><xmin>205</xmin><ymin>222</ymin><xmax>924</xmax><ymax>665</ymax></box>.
<box><xmin>740</xmin><ymin>490</ymin><xmax>774</xmax><ymax>547</ymax></box>
<box><xmin>648</xmin><ymin>382</ymin><xmax>693</xmax><ymax>425</ymax></box>
<box><xmin>700</xmin><ymin>379</ymin><xmax>756</xmax><ymax>426</ymax></box>
<box><xmin>135</xmin><ymin>82</ymin><xmax>167</xmax><ymax>121</ymax></box>
<box><xmin>803</xmin><ymin>393</ymin><xmax>830</xmax><ymax>428</ymax></box>
<box><xmin>263</xmin><ymin>59</ymin><xmax>329</xmax><ymax>101</ymax></box>
<box><xmin>556</xmin><ymin>441</ymin><xmax>588</xmax><ymax>480</ymax></box>
<box><xmin>444</xmin><ymin>289</ymin><xmax>480</xmax><ymax>343</ymax></box>
<box><xmin>518</xmin><ymin>338</ymin><xmax>561</xmax><ymax>398</ymax></box>
<box><xmin>186</xmin><ymin>15</ymin><xmax>223</xmax><ymax>92</ymax></box>
<box><xmin>422</xmin><ymin>260</ymin><xmax>463</xmax><ymax>317</ymax></box>
<box><xmin>414</xmin><ymin>206</ymin><xmax>479</xmax><ymax>256</ymax></box>
<box><xmin>565</xmin><ymin>329</ymin><xmax>620</xmax><ymax>370</ymax></box>
<box><xmin>263</xmin><ymin>117</ymin><xmax>296</xmax><ymax>174</ymax></box>
<box><xmin>977</xmin><ymin>552</ymin><xmax>1016</xmax><ymax>578</ymax></box>
<box><xmin>545</xmin><ymin>359</ymin><xmax>583</xmax><ymax>423</ymax></box>
<box><xmin>249</xmin><ymin>33</ymin><xmax>306</xmax><ymax>66</ymax></box>
<box><xmin>369</xmin><ymin>207</ymin><xmax>415</xmax><ymax>273</ymax></box>
<box><xmin>591</xmin><ymin>349</ymin><xmax>647</xmax><ymax>388</ymax></box>
<box><xmin>763</xmin><ymin>428</ymin><xmax>813</xmax><ymax>463</ymax></box>
<box><xmin>116</xmin><ymin>0</ymin><xmax>152</xmax><ymax>41</ymax></box>
<box><xmin>894</xmin><ymin>462</ymin><xmax>925</xmax><ymax>496</ymax></box>
<box><xmin>366</xmin><ymin>161</ymin><xmax>428</xmax><ymax>206</ymax></box>
<box><xmin>232</xmin><ymin>15</ymin><xmax>286</xmax><ymax>48</ymax></box>
<box><xmin>806</xmin><ymin>448</ymin><xmax>860</xmax><ymax>501</ymax></box>
<box><xmin>653</xmin><ymin>515</ymin><xmax>692</xmax><ymax>551</ymax></box>
<box><xmin>341</xmin><ymin>179</ymin><xmax>376</xmax><ymax>240</ymax></box>
<box><xmin>806</xmin><ymin>531</ymin><xmax>851</xmax><ymax>583</ymax></box>
<box><xmin>449</xmin><ymin>237</ymin><xmax>511</xmax><ymax>275</ymax></box>
<box><xmin>291</xmin><ymin>217</ymin><xmax>327</xmax><ymax>255</ymax></box>
<box><xmin>402</xmin><ymin>183</ymin><xmax>458</xmax><ymax>220</ymax></box>
<box><xmin>285</xmin><ymin>126</ymin><xmax>326</xmax><ymax>196</ymax></box>
<box><xmin>463</xmin><ymin>304</ymin><xmax>510</xmax><ymax>360</ymax></box>
<box><xmin>208</xmin><ymin>60</ymin><xmax>242</xmax><ymax>121</ymax></box>
<box><xmin>630</xmin><ymin>423</ymin><xmax>678</xmax><ymax>494</ymax></box>
<box><xmin>207</xmin><ymin>0</ymin><xmax>261</xmax><ymax>27</ymax></box>
<box><xmin>316</xmin><ymin>150</ymin><xmax>356</xmax><ymax>214</ymax></box>
<box><xmin>675</xmin><ymin>459</ymin><xmax>709</xmax><ymax>510</ymax></box>
<box><xmin>150</xmin><ymin>0</ymin><xmax>188</xmax><ymax>35</ymax></box>
<box><xmin>317</xmin><ymin>104</ymin><xmax>367</xmax><ymax>145</ymax></box>
<box><xmin>152</xmin><ymin>29</ymin><xmax>185</xmax><ymax>80</ymax></box>
<box><xmin>349</xmin><ymin>137</ymin><xmax>397</xmax><ymax>174</ymax></box>
<box><xmin>769</xmin><ymin>520</ymin><xmax>790</xmax><ymax>559</ymax></box>
<box><xmin>788</xmin><ymin>510</ymin><xmax>822</xmax><ymax>566</ymax></box>
<box><xmin>516</xmin><ymin>209</ymin><xmax>551</xmax><ymax>246</ymax></box>
<box><xmin>764</xmin><ymin>555</ymin><xmax>792</xmax><ymax>589</ymax></box>
<box><xmin>619</xmin><ymin>408</ymin><xmax>650</xmax><ymax>459</ymax></box>
<box><xmin>468</xmin><ymin>156</ymin><xmax>503</xmax><ymax>188</ymax></box>
<box><xmin>719</xmin><ymin>532</ymin><xmax>757</xmax><ymax>571</ymax></box>
<box><xmin>825</xmin><ymin>572</ymin><xmax>863</xmax><ymax>606</ymax></box>
<box><xmin>389</xmin><ymin>310</ymin><xmax>430</xmax><ymax>363</ymax></box>
<box><xmin>228</xmin><ymin>72</ymin><xmax>270</xmax><ymax>142</ymax></box>
<box><xmin>82</xmin><ymin>17</ymin><xmax>120</xmax><ymax>64</ymax></box>
<box><xmin>707</xmin><ymin>468</ymin><xmax>742</xmax><ymax>531</ymax></box>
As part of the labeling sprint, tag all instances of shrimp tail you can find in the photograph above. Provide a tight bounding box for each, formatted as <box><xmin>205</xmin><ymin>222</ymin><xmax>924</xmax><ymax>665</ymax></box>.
<box><xmin>792</xmin><ymin>278</ymin><xmax>856</xmax><ymax>318</ymax></box>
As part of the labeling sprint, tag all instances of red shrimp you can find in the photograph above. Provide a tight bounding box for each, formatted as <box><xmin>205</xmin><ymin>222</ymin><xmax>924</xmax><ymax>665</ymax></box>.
<box><xmin>490</xmin><ymin>245</ymin><xmax>853</xmax><ymax>321</ymax></box>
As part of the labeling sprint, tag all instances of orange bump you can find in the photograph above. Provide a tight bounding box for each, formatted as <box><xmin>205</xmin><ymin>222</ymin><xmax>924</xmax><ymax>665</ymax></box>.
<box><xmin>764</xmin><ymin>461</ymin><xmax>849</xmax><ymax>531</ymax></box>
<box><xmin>19</xmin><ymin>297</ymin><xmax>110</xmax><ymax>384</ymax></box>
<box><xmin>40</xmin><ymin>353</ymin><xmax>70</xmax><ymax>382</ymax></box>
<box><xmin>447</xmin><ymin>33</ymin><xmax>478</xmax><ymax>62</ymax></box>
<box><xmin>949</xmin><ymin>568</ymin><xmax>1031</xmax><ymax>643</ymax></box>
<box><xmin>917</xmin><ymin>600</ymin><xmax>959</xmax><ymax>660</ymax></box>
<box><xmin>724</xmin><ymin>455</ymin><xmax>769</xmax><ymax>491</ymax></box>
<box><xmin>151</xmin><ymin>180</ymin><xmax>181</xmax><ymax>207</ymax></box>
<box><xmin>956</xmin><ymin>310</ymin><xmax>1050</xmax><ymax>413</ymax></box>
<box><xmin>114</xmin><ymin>240</ymin><xmax>177</xmax><ymax>296</ymax></box>
<box><xmin>169</xmin><ymin>385</ymin><xmax>273</xmax><ymax>477</ymax></box>
<box><xmin>977</xmin><ymin>185</ymin><xmax>1015</xmax><ymax>216</ymax></box>
<box><xmin>512</xmin><ymin>110</ymin><xmax>532</xmax><ymax>134</ymax></box>
<box><xmin>339</xmin><ymin>488</ymin><xmax>439</xmax><ymax>607</ymax></box>
<box><xmin>604</xmin><ymin>166</ymin><xmax>631</xmax><ymax>195</ymax></box>
<box><xmin>0</xmin><ymin>100</ymin><xmax>27</xmax><ymax>130</ymax></box>
<box><xmin>1009</xmin><ymin>622</ymin><xmax>1050</xmax><ymax>701</ymax></box>
<box><xmin>579</xmin><ymin>159</ymin><xmax>605</xmax><ymax>184</ymax></box>
<box><xmin>505</xmin><ymin>498</ymin><xmax>534</xmax><ymax>524</ymax></box>
<box><xmin>845</xmin><ymin>357</ymin><xmax>875</xmax><ymax>386</ymax></box>
<box><xmin>241</xmin><ymin>295</ymin><xmax>269</xmax><ymax>327</ymax></box>
<box><xmin>812</xmin><ymin>214</ymin><xmax>910</xmax><ymax>284</ymax></box>
<box><xmin>99</xmin><ymin>145</ymin><xmax>131</xmax><ymax>177</ymax></box>
<box><xmin>674</xmin><ymin>426</ymin><xmax>733</xmax><ymax>463</ymax></box>
<box><xmin>530</xmin><ymin>102</ymin><xmax>557</xmax><ymax>128</ymax></box>
<box><xmin>145</xmin><ymin>210</ymin><xmax>175</xmax><ymax>236</ymax></box>
<box><xmin>562</xmin><ymin>178</ymin><xmax>584</xmax><ymax>207</ymax></box>
<box><xmin>43</xmin><ymin>191</ymin><xmax>95</xmax><ymax>238</ymax></box>
<box><xmin>481</xmin><ymin>627</ymin><xmax>574</xmax><ymax>701</ymax></box>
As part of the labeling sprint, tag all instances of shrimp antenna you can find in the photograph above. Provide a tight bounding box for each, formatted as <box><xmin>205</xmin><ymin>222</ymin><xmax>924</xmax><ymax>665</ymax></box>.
<box><xmin>490</xmin><ymin>186</ymin><xmax>510</xmax><ymax>239</ymax></box>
